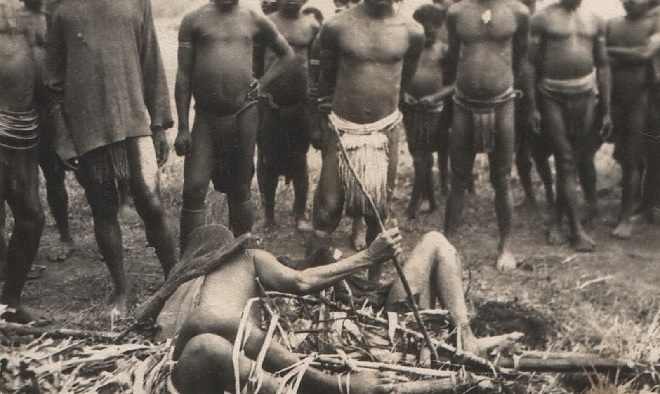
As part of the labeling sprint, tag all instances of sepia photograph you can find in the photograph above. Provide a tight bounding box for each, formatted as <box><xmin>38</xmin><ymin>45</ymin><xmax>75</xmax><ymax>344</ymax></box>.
<box><xmin>0</xmin><ymin>0</ymin><xmax>658</xmax><ymax>392</ymax></box>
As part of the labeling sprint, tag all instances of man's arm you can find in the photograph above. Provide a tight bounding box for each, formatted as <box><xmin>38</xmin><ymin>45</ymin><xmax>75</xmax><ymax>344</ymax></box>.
<box><xmin>255</xmin><ymin>228</ymin><xmax>403</xmax><ymax>294</ymax></box>
<box><xmin>255</xmin><ymin>12</ymin><xmax>294</xmax><ymax>93</ymax></box>
<box><xmin>441</xmin><ymin>6</ymin><xmax>460</xmax><ymax>86</ymax></box>
<box><xmin>400</xmin><ymin>22</ymin><xmax>424</xmax><ymax>95</ymax></box>
<box><xmin>173</xmin><ymin>13</ymin><xmax>196</xmax><ymax>157</ymax></box>
<box><xmin>593</xmin><ymin>17</ymin><xmax>612</xmax><ymax>137</ymax></box>
<box><xmin>316</xmin><ymin>22</ymin><xmax>340</xmax><ymax>102</ymax></box>
<box><xmin>139</xmin><ymin>0</ymin><xmax>173</xmax><ymax>166</ymax></box>
<box><xmin>523</xmin><ymin>13</ymin><xmax>543</xmax><ymax>133</ymax></box>
<box><xmin>512</xmin><ymin>5</ymin><xmax>531</xmax><ymax>83</ymax></box>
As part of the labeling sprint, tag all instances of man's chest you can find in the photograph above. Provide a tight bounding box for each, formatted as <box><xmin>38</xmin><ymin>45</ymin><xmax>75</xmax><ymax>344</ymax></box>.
<box><xmin>543</xmin><ymin>12</ymin><xmax>598</xmax><ymax>40</ymax></box>
<box><xmin>337</xmin><ymin>25</ymin><xmax>409</xmax><ymax>63</ymax></box>
<box><xmin>608</xmin><ymin>17</ymin><xmax>657</xmax><ymax>47</ymax></box>
<box><xmin>456</xmin><ymin>5</ymin><xmax>519</xmax><ymax>41</ymax></box>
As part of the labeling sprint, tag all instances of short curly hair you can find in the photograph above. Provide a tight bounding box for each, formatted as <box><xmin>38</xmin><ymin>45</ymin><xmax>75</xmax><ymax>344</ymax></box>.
<box><xmin>413</xmin><ymin>4</ymin><xmax>447</xmax><ymax>26</ymax></box>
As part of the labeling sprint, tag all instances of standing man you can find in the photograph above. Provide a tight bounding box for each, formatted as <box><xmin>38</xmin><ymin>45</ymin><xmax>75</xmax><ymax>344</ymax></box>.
<box><xmin>312</xmin><ymin>0</ymin><xmax>424</xmax><ymax>270</ymax></box>
<box><xmin>45</xmin><ymin>0</ymin><xmax>177</xmax><ymax>315</ymax></box>
<box><xmin>443</xmin><ymin>0</ymin><xmax>530</xmax><ymax>271</ymax></box>
<box><xmin>401</xmin><ymin>4</ymin><xmax>453</xmax><ymax>219</ymax></box>
<box><xmin>526</xmin><ymin>0</ymin><xmax>612</xmax><ymax>252</ymax></box>
<box><xmin>174</xmin><ymin>0</ymin><xmax>294</xmax><ymax>250</ymax></box>
<box><xmin>255</xmin><ymin>0</ymin><xmax>320</xmax><ymax>231</ymax></box>
<box><xmin>0</xmin><ymin>0</ymin><xmax>46</xmax><ymax>324</ymax></box>
<box><xmin>607</xmin><ymin>0</ymin><xmax>660</xmax><ymax>238</ymax></box>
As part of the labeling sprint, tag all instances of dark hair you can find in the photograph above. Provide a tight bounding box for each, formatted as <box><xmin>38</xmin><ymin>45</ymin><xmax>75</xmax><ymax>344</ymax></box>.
<box><xmin>413</xmin><ymin>4</ymin><xmax>446</xmax><ymax>26</ymax></box>
<box><xmin>302</xmin><ymin>6</ymin><xmax>324</xmax><ymax>24</ymax></box>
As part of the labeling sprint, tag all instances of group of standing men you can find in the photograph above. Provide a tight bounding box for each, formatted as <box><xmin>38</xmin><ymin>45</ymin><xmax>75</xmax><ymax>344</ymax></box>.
<box><xmin>1</xmin><ymin>0</ymin><xmax>659</xmax><ymax>325</ymax></box>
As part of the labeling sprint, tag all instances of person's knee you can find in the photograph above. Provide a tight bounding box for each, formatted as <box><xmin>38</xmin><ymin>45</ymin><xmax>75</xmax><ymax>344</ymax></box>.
<box><xmin>421</xmin><ymin>231</ymin><xmax>449</xmax><ymax>248</ymax></box>
<box><xmin>13</xmin><ymin>204</ymin><xmax>45</xmax><ymax>232</ymax></box>
<box><xmin>182</xmin><ymin>181</ymin><xmax>209</xmax><ymax>210</ymax></box>
<box><xmin>489</xmin><ymin>170</ymin><xmax>511</xmax><ymax>192</ymax></box>
<box><xmin>180</xmin><ymin>333</ymin><xmax>232</xmax><ymax>362</ymax></box>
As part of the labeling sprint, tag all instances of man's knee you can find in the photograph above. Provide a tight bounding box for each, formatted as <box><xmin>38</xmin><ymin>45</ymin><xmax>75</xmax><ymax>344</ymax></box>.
<box><xmin>182</xmin><ymin>181</ymin><xmax>209</xmax><ymax>210</ymax></box>
<box><xmin>13</xmin><ymin>204</ymin><xmax>45</xmax><ymax>231</ymax></box>
<box><xmin>180</xmin><ymin>333</ymin><xmax>233</xmax><ymax>362</ymax></box>
<box><xmin>489</xmin><ymin>170</ymin><xmax>511</xmax><ymax>192</ymax></box>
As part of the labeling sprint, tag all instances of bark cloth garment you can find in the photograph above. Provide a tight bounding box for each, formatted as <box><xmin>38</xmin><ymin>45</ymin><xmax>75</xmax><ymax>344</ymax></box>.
<box><xmin>0</xmin><ymin>109</ymin><xmax>39</xmax><ymax>151</ymax></box>
<box><xmin>401</xmin><ymin>93</ymin><xmax>444</xmax><ymax>154</ymax></box>
<box><xmin>45</xmin><ymin>0</ymin><xmax>173</xmax><ymax>182</ymax></box>
<box><xmin>194</xmin><ymin>99</ymin><xmax>259</xmax><ymax>193</ymax></box>
<box><xmin>329</xmin><ymin>110</ymin><xmax>403</xmax><ymax>218</ymax></box>
<box><xmin>452</xmin><ymin>87</ymin><xmax>521</xmax><ymax>154</ymax></box>
<box><xmin>258</xmin><ymin>97</ymin><xmax>310</xmax><ymax>183</ymax></box>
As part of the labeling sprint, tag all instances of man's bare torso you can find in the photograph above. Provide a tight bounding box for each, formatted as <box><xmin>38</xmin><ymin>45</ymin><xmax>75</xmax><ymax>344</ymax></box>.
<box><xmin>533</xmin><ymin>4</ymin><xmax>602</xmax><ymax>80</ymax></box>
<box><xmin>407</xmin><ymin>39</ymin><xmax>446</xmax><ymax>99</ymax></box>
<box><xmin>0</xmin><ymin>2</ymin><xmax>37</xmax><ymax>111</ymax></box>
<box><xmin>182</xmin><ymin>4</ymin><xmax>262</xmax><ymax>113</ymax></box>
<box><xmin>607</xmin><ymin>13</ymin><xmax>658</xmax><ymax>94</ymax></box>
<box><xmin>450</xmin><ymin>0</ymin><xmax>527</xmax><ymax>98</ymax></box>
<box><xmin>265</xmin><ymin>12</ymin><xmax>318</xmax><ymax>105</ymax></box>
<box><xmin>327</xmin><ymin>4</ymin><xmax>418</xmax><ymax>123</ymax></box>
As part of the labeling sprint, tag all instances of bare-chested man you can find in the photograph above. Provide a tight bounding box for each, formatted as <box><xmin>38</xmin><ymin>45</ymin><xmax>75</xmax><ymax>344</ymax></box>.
<box><xmin>0</xmin><ymin>0</ymin><xmax>46</xmax><ymax>324</ymax></box>
<box><xmin>154</xmin><ymin>225</ymin><xmax>479</xmax><ymax>394</ymax></box>
<box><xmin>46</xmin><ymin>0</ymin><xmax>177</xmax><ymax>315</ymax></box>
<box><xmin>255</xmin><ymin>0</ymin><xmax>320</xmax><ymax>231</ymax></box>
<box><xmin>312</xmin><ymin>0</ymin><xmax>423</xmax><ymax>266</ymax></box>
<box><xmin>174</xmin><ymin>0</ymin><xmax>294</xmax><ymax>250</ymax></box>
<box><xmin>606</xmin><ymin>0</ymin><xmax>660</xmax><ymax>238</ymax></box>
<box><xmin>401</xmin><ymin>5</ymin><xmax>454</xmax><ymax>219</ymax></box>
<box><xmin>526</xmin><ymin>0</ymin><xmax>612</xmax><ymax>252</ymax></box>
<box><xmin>443</xmin><ymin>0</ymin><xmax>530</xmax><ymax>271</ymax></box>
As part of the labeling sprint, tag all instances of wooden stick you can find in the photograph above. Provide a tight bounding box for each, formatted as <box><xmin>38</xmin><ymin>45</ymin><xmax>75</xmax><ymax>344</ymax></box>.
<box><xmin>0</xmin><ymin>322</ymin><xmax>120</xmax><ymax>341</ymax></box>
<box><xmin>494</xmin><ymin>352</ymin><xmax>648</xmax><ymax>374</ymax></box>
<box><xmin>306</xmin><ymin>354</ymin><xmax>456</xmax><ymax>378</ymax></box>
<box><xmin>330</xmin><ymin>124</ymin><xmax>441</xmax><ymax>364</ymax></box>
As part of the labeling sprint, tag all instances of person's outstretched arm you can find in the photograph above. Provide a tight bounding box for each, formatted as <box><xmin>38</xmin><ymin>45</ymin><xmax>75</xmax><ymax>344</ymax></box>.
<box><xmin>255</xmin><ymin>228</ymin><xmax>403</xmax><ymax>294</ymax></box>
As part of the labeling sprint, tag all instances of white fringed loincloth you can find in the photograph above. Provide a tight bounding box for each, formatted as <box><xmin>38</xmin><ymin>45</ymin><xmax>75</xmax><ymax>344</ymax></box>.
<box><xmin>329</xmin><ymin>110</ymin><xmax>403</xmax><ymax>217</ymax></box>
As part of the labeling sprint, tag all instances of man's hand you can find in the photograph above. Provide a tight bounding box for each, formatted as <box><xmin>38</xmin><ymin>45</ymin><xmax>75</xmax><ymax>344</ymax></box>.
<box><xmin>600</xmin><ymin>113</ymin><xmax>613</xmax><ymax>140</ymax></box>
<box><xmin>366</xmin><ymin>227</ymin><xmax>403</xmax><ymax>264</ymax></box>
<box><xmin>528</xmin><ymin>109</ymin><xmax>541</xmax><ymax>135</ymax></box>
<box><xmin>174</xmin><ymin>128</ymin><xmax>191</xmax><ymax>157</ymax></box>
<box><xmin>152</xmin><ymin>127</ymin><xmax>169</xmax><ymax>167</ymax></box>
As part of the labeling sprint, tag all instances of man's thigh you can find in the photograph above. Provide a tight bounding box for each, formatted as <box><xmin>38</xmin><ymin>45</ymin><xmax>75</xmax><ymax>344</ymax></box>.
<box><xmin>184</xmin><ymin>114</ymin><xmax>215</xmax><ymax>193</ymax></box>
<box><xmin>539</xmin><ymin>97</ymin><xmax>574</xmax><ymax>165</ymax></box>
<box><xmin>490</xmin><ymin>100</ymin><xmax>515</xmax><ymax>177</ymax></box>
<box><xmin>125</xmin><ymin>135</ymin><xmax>160</xmax><ymax>196</ymax></box>
<box><xmin>449</xmin><ymin>104</ymin><xmax>477</xmax><ymax>180</ymax></box>
<box><xmin>3</xmin><ymin>148</ymin><xmax>42</xmax><ymax>217</ymax></box>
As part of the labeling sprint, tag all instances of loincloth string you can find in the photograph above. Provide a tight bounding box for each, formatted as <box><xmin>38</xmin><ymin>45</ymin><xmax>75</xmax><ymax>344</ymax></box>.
<box><xmin>452</xmin><ymin>87</ymin><xmax>520</xmax><ymax>154</ymax></box>
<box><xmin>329</xmin><ymin>110</ymin><xmax>402</xmax><ymax>217</ymax></box>
<box><xmin>0</xmin><ymin>108</ymin><xmax>39</xmax><ymax>151</ymax></box>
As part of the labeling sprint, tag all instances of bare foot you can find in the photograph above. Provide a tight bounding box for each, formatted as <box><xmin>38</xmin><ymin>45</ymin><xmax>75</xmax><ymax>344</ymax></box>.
<box><xmin>345</xmin><ymin>370</ymin><xmax>397</xmax><ymax>394</ymax></box>
<box><xmin>458</xmin><ymin>324</ymin><xmax>481</xmax><ymax>356</ymax></box>
<box><xmin>572</xmin><ymin>233</ymin><xmax>595</xmax><ymax>252</ymax></box>
<box><xmin>546</xmin><ymin>226</ymin><xmax>563</xmax><ymax>245</ymax></box>
<box><xmin>496</xmin><ymin>249</ymin><xmax>517</xmax><ymax>272</ymax></box>
<box><xmin>263</xmin><ymin>213</ymin><xmax>276</xmax><ymax>230</ymax></box>
<box><xmin>351</xmin><ymin>218</ymin><xmax>367</xmax><ymax>251</ymax></box>
<box><xmin>1</xmin><ymin>305</ymin><xmax>53</xmax><ymax>326</ymax></box>
<box><xmin>611</xmin><ymin>221</ymin><xmax>633</xmax><ymax>240</ymax></box>
<box><xmin>109</xmin><ymin>291</ymin><xmax>130</xmax><ymax>318</ymax></box>
<box><xmin>295</xmin><ymin>217</ymin><xmax>313</xmax><ymax>233</ymax></box>
<box><xmin>46</xmin><ymin>241</ymin><xmax>76</xmax><ymax>263</ymax></box>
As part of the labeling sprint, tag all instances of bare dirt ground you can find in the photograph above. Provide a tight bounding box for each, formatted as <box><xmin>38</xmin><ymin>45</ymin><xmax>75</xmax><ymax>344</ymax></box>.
<box><xmin>2</xmin><ymin>17</ymin><xmax>658</xmax><ymax>393</ymax></box>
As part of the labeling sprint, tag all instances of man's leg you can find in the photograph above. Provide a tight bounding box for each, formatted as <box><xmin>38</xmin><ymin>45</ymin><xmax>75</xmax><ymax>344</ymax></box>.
<box><xmin>641</xmin><ymin>140</ymin><xmax>660</xmax><ymax>223</ymax></box>
<box><xmin>515</xmin><ymin>105</ymin><xmax>536</xmax><ymax>207</ymax></box>
<box><xmin>257</xmin><ymin>105</ymin><xmax>280</xmax><ymax>228</ymax></box>
<box><xmin>311</xmin><ymin>122</ymin><xmax>344</xmax><ymax>252</ymax></box>
<box><xmin>0</xmin><ymin>202</ymin><xmax>6</xmax><ymax>276</ymax></box>
<box><xmin>174</xmin><ymin>311</ymin><xmax>398</xmax><ymax>394</ymax></box>
<box><xmin>39</xmin><ymin>150</ymin><xmax>73</xmax><ymax>244</ymax></box>
<box><xmin>438</xmin><ymin>117</ymin><xmax>451</xmax><ymax>198</ymax></box>
<box><xmin>444</xmin><ymin>104</ymin><xmax>477</xmax><ymax>237</ymax></box>
<box><xmin>386</xmin><ymin>231</ymin><xmax>478</xmax><ymax>354</ymax></box>
<box><xmin>76</xmin><ymin>172</ymin><xmax>129</xmax><ymax>312</ymax></box>
<box><xmin>126</xmin><ymin>136</ymin><xmax>176</xmax><ymax>276</ymax></box>
<box><xmin>575</xmin><ymin>97</ymin><xmax>601</xmax><ymax>225</ymax></box>
<box><xmin>228</xmin><ymin>105</ymin><xmax>259</xmax><ymax>237</ymax></box>
<box><xmin>181</xmin><ymin>115</ymin><xmax>214</xmax><ymax>253</ymax></box>
<box><xmin>529</xmin><ymin>132</ymin><xmax>555</xmax><ymax>210</ymax></box>
<box><xmin>490</xmin><ymin>100</ymin><xmax>516</xmax><ymax>271</ymax></box>
<box><xmin>541</xmin><ymin>97</ymin><xmax>594</xmax><ymax>251</ymax></box>
<box><xmin>1</xmin><ymin>149</ymin><xmax>46</xmax><ymax>323</ymax></box>
<box><xmin>291</xmin><ymin>147</ymin><xmax>312</xmax><ymax>231</ymax></box>
<box><xmin>612</xmin><ymin>96</ymin><xmax>648</xmax><ymax>238</ymax></box>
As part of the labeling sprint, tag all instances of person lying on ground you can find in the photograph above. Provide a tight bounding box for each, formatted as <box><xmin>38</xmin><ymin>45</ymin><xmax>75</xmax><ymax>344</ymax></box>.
<box><xmin>155</xmin><ymin>224</ymin><xmax>480</xmax><ymax>394</ymax></box>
